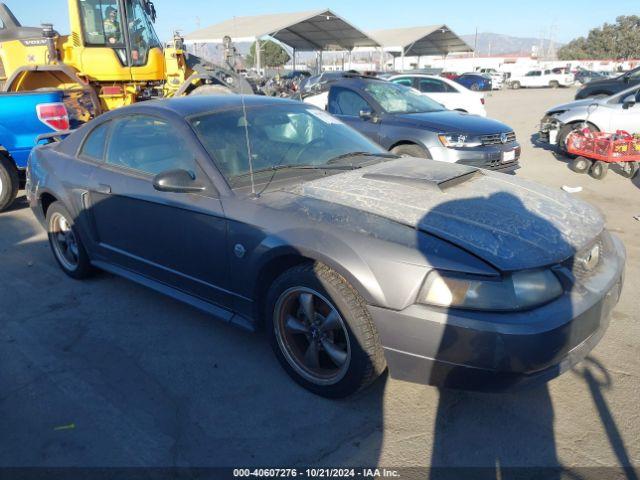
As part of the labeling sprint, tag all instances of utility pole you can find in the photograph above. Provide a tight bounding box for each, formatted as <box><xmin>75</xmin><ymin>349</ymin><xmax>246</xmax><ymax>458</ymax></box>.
<box><xmin>474</xmin><ymin>27</ymin><xmax>478</xmax><ymax>57</ymax></box>
<box><xmin>546</xmin><ymin>23</ymin><xmax>557</xmax><ymax>60</ymax></box>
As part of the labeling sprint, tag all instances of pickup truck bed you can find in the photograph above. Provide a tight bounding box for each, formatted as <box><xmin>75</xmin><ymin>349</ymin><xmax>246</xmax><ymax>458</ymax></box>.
<box><xmin>0</xmin><ymin>90</ymin><xmax>68</xmax><ymax>210</ymax></box>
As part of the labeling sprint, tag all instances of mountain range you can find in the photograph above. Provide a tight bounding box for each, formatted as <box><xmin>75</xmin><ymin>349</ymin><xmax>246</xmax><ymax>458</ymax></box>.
<box><xmin>460</xmin><ymin>32</ymin><xmax>564</xmax><ymax>56</ymax></box>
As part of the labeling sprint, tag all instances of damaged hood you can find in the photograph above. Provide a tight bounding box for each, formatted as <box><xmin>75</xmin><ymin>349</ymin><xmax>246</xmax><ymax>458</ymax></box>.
<box><xmin>292</xmin><ymin>157</ymin><xmax>603</xmax><ymax>271</ymax></box>
<box><xmin>547</xmin><ymin>98</ymin><xmax>604</xmax><ymax>114</ymax></box>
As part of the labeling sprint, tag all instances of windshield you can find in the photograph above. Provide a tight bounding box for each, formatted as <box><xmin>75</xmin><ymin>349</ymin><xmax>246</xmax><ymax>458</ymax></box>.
<box><xmin>79</xmin><ymin>0</ymin><xmax>125</xmax><ymax>47</ymax></box>
<box><xmin>364</xmin><ymin>82</ymin><xmax>444</xmax><ymax>114</ymax></box>
<box><xmin>125</xmin><ymin>0</ymin><xmax>161</xmax><ymax>66</ymax></box>
<box><xmin>78</xmin><ymin>0</ymin><xmax>160</xmax><ymax>65</ymax></box>
<box><xmin>190</xmin><ymin>104</ymin><xmax>388</xmax><ymax>186</ymax></box>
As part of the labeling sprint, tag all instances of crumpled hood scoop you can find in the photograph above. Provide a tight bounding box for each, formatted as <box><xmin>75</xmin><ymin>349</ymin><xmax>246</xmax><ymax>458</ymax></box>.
<box><xmin>293</xmin><ymin>157</ymin><xmax>604</xmax><ymax>271</ymax></box>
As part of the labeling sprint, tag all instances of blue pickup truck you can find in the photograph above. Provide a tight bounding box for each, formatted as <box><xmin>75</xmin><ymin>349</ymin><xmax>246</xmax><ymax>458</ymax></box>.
<box><xmin>0</xmin><ymin>91</ymin><xmax>69</xmax><ymax>211</ymax></box>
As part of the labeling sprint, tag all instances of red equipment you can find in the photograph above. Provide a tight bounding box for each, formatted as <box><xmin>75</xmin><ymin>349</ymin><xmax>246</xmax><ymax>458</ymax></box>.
<box><xmin>566</xmin><ymin>128</ymin><xmax>640</xmax><ymax>180</ymax></box>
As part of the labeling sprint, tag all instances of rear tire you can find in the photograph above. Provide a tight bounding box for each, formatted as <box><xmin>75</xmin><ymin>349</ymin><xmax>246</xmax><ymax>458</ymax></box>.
<box><xmin>0</xmin><ymin>152</ymin><xmax>19</xmax><ymax>212</ymax></box>
<box><xmin>549</xmin><ymin>81</ymin><xmax>560</xmax><ymax>88</ymax></box>
<box><xmin>511</xmin><ymin>81</ymin><xmax>521</xmax><ymax>90</ymax></box>
<box><xmin>46</xmin><ymin>201</ymin><xmax>94</xmax><ymax>279</ymax></box>
<box><xmin>391</xmin><ymin>143</ymin><xmax>430</xmax><ymax>159</ymax></box>
<box><xmin>266</xmin><ymin>263</ymin><xmax>386</xmax><ymax>398</ymax></box>
<box><xmin>571</xmin><ymin>156</ymin><xmax>591</xmax><ymax>174</ymax></box>
<box><xmin>589</xmin><ymin>161</ymin><xmax>608</xmax><ymax>180</ymax></box>
<box><xmin>618</xmin><ymin>161</ymin><xmax>639</xmax><ymax>179</ymax></box>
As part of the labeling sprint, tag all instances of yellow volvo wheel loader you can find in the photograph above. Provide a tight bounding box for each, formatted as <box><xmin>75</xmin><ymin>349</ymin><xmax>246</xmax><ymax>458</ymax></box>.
<box><xmin>0</xmin><ymin>0</ymin><xmax>253</xmax><ymax>120</ymax></box>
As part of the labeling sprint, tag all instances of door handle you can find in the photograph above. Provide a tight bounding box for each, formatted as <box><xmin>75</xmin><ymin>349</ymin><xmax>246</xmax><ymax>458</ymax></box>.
<box><xmin>96</xmin><ymin>183</ymin><xmax>112</xmax><ymax>194</ymax></box>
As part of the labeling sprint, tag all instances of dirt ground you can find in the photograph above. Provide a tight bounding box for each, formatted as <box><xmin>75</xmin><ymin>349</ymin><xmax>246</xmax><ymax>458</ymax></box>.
<box><xmin>0</xmin><ymin>87</ymin><xmax>638</xmax><ymax>477</ymax></box>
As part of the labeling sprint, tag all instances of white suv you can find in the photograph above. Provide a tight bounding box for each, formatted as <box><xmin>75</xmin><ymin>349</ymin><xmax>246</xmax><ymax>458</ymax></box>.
<box><xmin>509</xmin><ymin>69</ymin><xmax>575</xmax><ymax>89</ymax></box>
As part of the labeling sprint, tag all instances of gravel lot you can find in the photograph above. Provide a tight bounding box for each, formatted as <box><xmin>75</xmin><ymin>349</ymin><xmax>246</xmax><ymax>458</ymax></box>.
<box><xmin>0</xmin><ymin>87</ymin><xmax>638</xmax><ymax>477</ymax></box>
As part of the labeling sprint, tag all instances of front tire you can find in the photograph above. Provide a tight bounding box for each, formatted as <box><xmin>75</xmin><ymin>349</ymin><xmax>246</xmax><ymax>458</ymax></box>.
<box><xmin>46</xmin><ymin>201</ymin><xmax>94</xmax><ymax>279</ymax></box>
<box><xmin>549</xmin><ymin>80</ymin><xmax>560</xmax><ymax>88</ymax></box>
<box><xmin>511</xmin><ymin>81</ymin><xmax>521</xmax><ymax>89</ymax></box>
<box><xmin>557</xmin><ymin>123</ymin><xmax>598</xmax><ymax>158</ymax></box>
<box><xmin>0</xmin><ymin>153</ymin><xmax>19</xmax><ymax>212</ymax></box>
<box><xmin>391</xmin><ymin>143</ymin><xmax>430</xmax><ymax>159</ymax></box>
<box><xmin>266</xmin><ymin>263</ymin><xmax>386</xmax><ymax>398</ymax></box>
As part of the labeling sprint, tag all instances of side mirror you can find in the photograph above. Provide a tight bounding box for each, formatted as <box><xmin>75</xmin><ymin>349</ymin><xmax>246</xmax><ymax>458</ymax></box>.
<box><xmin>359</xmin><ymin>109</ymin><xmax>373</xmax><ymax>120</ymax></box>
<box><xmin>622</xmin><ymin>94</ymin><xmax>637</xmax><ymax>109</ymax></box>
<box><xmin>153</xmin><ymin>169</ymin><xmax>206</xmax><ymax>193</ymax></box>
<box><xmin>359</xmin><ymin>109</ymin><xmax>380</xmax><ymax>123</ymax></box>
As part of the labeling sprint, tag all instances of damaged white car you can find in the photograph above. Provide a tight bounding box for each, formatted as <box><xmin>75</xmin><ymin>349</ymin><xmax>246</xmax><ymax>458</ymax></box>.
<box><xmin>539</xmin><ymin>84</ymin><xmax>640</xmax><ymax>153</ymax></box>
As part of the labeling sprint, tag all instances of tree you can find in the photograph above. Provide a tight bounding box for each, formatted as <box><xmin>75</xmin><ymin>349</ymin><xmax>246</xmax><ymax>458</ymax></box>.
<box><xmin>558</xmin><ymin>16</ymin><xmax>640</xmax><ymax>60</ymax></box>
<box><xmin>245</xmin><ymin>40</ymin><xmax>290</xmax><ymax>68</ymax></box>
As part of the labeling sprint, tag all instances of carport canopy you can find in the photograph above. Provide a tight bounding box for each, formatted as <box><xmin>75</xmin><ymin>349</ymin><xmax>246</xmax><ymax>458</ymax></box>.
<box><xmin>183</xmin><ymin>9</ymin><xmax>379</xmax><ymax>51</ymax></box>
<box><xmin>369</xmin><ymin>25</ymin><xmax>473</xmax><ymax>56</ymax></box>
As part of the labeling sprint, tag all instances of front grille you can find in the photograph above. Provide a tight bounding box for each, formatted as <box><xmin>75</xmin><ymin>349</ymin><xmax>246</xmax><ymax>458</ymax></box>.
<box><xmin>481</xmin><ymin>131</ymin><xmax>516</xmax><ymax>145</ymax></box>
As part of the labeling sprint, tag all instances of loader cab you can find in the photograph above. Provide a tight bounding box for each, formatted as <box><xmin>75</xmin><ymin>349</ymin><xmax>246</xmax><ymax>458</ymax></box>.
<box><xmin>76</xmin><ymin>0</ymin><xmax>164</xmax><ymax>80</ymax></box>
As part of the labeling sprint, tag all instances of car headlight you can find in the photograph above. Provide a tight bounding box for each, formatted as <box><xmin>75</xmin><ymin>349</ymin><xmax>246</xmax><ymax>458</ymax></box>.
<box><xmin>438</xmin><ymin>133</ymin><xmax>482</xmax><ymax>148</ymax></box>
<box><xmin>418</xmin><ymin>269</ymin><xmax>563</xmax><ymax>311</ymax></box>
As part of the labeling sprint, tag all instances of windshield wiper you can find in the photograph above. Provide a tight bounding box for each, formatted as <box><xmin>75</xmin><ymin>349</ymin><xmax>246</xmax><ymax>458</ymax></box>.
<box><xmin>232</xmin><ymin>163</ymin><xmax>356</xmax><ymax>179</ymax></box>
<box><xmin>327</xmin><ymin>151</ymin><xmax>398</xmax><ymax>164</ymax></box>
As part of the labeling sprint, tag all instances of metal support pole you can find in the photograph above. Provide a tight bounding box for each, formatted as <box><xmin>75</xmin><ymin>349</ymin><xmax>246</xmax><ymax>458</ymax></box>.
<box><xmin>319</xmin><ymin>50</ymin><xmax>323</xmax><ymax>73</ymax></box>
<box><xmin>292</xmin><ymin>48</ymin><xmax>296</xmax><ymax>71</ymax></box>
<box><xmin>400</xmin><ymin>49</ymin><xmax>405</xmax><ymax>72</ymax></box>
<box><xmin>255</xmin><ymin>38</ymin><xmax>261</xmax><ymax>75</ymax></box>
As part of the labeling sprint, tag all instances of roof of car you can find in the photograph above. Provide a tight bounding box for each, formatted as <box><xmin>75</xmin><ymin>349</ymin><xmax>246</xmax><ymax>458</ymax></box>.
<box><xmin>102</xmin><ymin>94</ymin><xmax>304</xmax><ymax>119</ymax></box>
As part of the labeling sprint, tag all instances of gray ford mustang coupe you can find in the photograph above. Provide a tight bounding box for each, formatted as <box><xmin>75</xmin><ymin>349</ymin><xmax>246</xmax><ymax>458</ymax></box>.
<box><xmin>27</xmin><ymin>95</ymin><xmax>625</xmax><ymax>398</ymax></box>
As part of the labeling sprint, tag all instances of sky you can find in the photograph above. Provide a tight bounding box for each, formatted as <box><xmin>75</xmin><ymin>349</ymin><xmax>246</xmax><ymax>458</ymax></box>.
<box><xmin>3</xmin><ymin>0</ymin><xmax>638</xmax><ymax>43</ymax></box>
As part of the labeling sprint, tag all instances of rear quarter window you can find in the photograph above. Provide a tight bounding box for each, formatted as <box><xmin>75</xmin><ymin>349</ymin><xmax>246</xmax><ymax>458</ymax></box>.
<box><xmin>80</xmin><ymin>121</ymin><xmax>111</xmax><ymax>161</ymax></box>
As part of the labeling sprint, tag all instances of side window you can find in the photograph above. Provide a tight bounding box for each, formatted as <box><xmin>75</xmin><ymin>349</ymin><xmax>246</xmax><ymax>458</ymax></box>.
<box><xmin>80</xmin><ymin>0</ymin><xmax>124</xmax><ymax>47</ymax></box>
<box><xmin>330</xmin><ymin>89</ymin><xmax>371</xmax><ymax>116</ymax></box>
<box><xmin>418</xmin><ymin>79</ymin><xmax>447</xmax><ymax>93</ymax></box>
<box><xmin>544</xmin><ymin>70</ymin><xmax>551</xmax><ymax>75</ymax></box>
<box><xmin>80</xmin><ymin>121</ymin><xmax>111</xmax><ymax>161</ymax></box>
<box><xmin>105</xmin><ymin>116</ymin><xmax>197</xmax><ymax>176</ymax></box>
<box><xmin>392</xmin><ymin>78</ymin><xmax>413</xmax><ymax>87</ymax></box>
